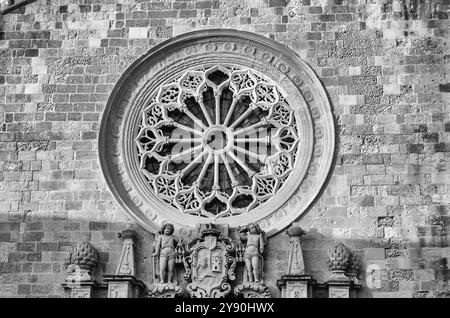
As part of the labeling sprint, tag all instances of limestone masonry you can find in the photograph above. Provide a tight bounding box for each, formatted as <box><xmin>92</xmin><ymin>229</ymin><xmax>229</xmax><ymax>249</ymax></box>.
<box><xmin>0</xmin><ymin>0</ymin><xmax>449</xmax><ymax>298</ymax></box>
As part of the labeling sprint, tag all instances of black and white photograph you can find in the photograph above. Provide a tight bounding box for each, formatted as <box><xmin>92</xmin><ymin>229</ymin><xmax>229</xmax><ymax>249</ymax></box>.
<box><xmin>0</xmin><ymin>0</ymin><xmax>449</xmax><ymax>306</ymax></box>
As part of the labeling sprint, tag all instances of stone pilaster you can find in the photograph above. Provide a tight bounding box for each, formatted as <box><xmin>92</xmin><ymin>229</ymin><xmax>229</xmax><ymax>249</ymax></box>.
<box><xmin>277</xmin><ymin>224</ymin><xmax>313</xmax><ymax>298</ymax></box>
<box><xmin>104</xmin><ymin>227</ymin><xmax>147</xmax><ymax>298</ymax></box>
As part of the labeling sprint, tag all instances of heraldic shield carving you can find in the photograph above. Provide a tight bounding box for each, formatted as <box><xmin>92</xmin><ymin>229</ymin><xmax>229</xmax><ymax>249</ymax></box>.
<box><xmin>183</xmin><ymin>224</ymin><xmax>236</xmax><ymax>298</ymax></box>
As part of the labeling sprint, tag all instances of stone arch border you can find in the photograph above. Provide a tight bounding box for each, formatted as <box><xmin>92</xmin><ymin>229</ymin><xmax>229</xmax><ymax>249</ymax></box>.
<box><xmin>99</xmin><ymin>29</ymin><xmax>335</xmax><ymax>237</ymax></box>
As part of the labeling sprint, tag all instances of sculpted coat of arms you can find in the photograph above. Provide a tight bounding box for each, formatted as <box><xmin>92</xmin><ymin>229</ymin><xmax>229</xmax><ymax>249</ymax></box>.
<box><xmin>150</xmin><ymin>222</ymin><xmax>271</xmax><ymax>298</ymax></box>
<box><xmin>183</xmin><ymin>224</ymin><xmax>236</xmax><ymax>298</ymax></box>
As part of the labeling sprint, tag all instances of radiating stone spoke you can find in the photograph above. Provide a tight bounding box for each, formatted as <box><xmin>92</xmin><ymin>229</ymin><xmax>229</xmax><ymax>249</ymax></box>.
<box><xmin>183</xmin><ymin>108</ymin><xmax>208</xmax><ymax>131</ymax></box>
<box><xmin>198</xmin><ymin>97</ymin><xmax>214</xmax><ymax>127</ymax></box>
<box><xmin>221</xmin><ymin>153</ymin><xmax>237</xmax><ymax>186</ymax></box>
<box><xmin>227</xmin><ymin>151</ymin><xmax>256</xmax><ymax>177</ymax></box>
<box><xmin>171</xmin><ymin>122</ymin><xmax>203</xmax><ymax>136</ymax></box>
<box><xmin>223</xmin><ymin>96</ymin><xmax>239</xmax><ymax>126</ymax></box>
<box><xmin>213</xmin><ymin>154</ymin><xmax>220</xmax><ymax>188</ymax></box>
<box><xmin>215</xmin><ymin>92</ymin><xmax>221</xmax><ymax>125</ymax></box>
<box><xmin>232</xmin><ymin>145</ymin><xmax>265</xmax><ymax>163</ymax></box>
<box><xmin>233</xmin><ymin>121</ymin><xmax>267</xmax><ymax>136</ymax></box>
<box><xmin>196</xmin><ymin>152</ymin><xmax>213</xmax><ymax>184</ymax></box>
<box><xmin>181</xmin><ymin>148</ymin><xmax>208</xmax><ymax>175</ymax></box>
<box><xmin>170</xmin><ymin>144</ymin><xmax>203</xmax><ymax>161</ymax></box>
<box><xmin>229</xmin><ymin>106</ymin><xmax>254</xmax><ymax>129</ymax></box>
<box><xmin>235</xmin><ymin>137</ymin><xmax>269</xmax><ymax>144</ymax></box>
<box><xmin>168</xmin><ymin>137</ymin><xmax>202</xmax><ymax>143</ymax></box>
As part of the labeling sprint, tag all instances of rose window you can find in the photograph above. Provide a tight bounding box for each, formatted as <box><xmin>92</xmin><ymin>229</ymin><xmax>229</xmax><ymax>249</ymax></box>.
<box><xmin>136</xmin><ymin>65</ymin><xmax>300</xmax><ymax>218</ymax></box>
<box><xmin>100</xmin><ymin>30</ymin><xmax>335</xmax><ymax>235</ymax></box>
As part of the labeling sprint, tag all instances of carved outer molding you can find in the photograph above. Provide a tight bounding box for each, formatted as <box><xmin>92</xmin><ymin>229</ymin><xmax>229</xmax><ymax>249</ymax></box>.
<box><xmin>99</xmin><ymin>29</ymin><xmax>335</xmax><ymax>236</ymax></box>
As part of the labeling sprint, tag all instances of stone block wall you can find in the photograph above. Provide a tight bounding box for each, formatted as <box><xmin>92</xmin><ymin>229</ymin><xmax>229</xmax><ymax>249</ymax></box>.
<box><xmin>0</xmin><ymin>0</ymin><xmax>449</xmax><ymax>297</ymax></box>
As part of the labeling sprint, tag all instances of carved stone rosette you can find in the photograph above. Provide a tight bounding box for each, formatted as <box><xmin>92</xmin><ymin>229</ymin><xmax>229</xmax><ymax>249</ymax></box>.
<box><xmin>183</xmin><ymin>224</ymin><xmax>236</xmax><ymax>298</ymax></box>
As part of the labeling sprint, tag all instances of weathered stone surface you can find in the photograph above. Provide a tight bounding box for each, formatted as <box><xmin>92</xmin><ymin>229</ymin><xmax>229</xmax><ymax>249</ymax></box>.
<box><xmin>0</xmin><ymin>0</ymin><xmax>448</xmax><ymax>298</ymax></box>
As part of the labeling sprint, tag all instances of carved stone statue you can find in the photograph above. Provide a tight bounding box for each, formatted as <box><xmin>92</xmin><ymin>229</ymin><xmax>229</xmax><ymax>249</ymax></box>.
<box><xmin>153</xmin><ymin>223</ymin><xmax>180</xmax><ymax>284</ymax></box>
<box><xmin>238</xmin><ymin>223</ymin><xmax>266</xmax><ymax>283</ymax></box>
<box><xmin>150</xmin><ymin>223</ymin><xmax>183</xmax><ymax>298</ymax></box>
<box><xmin>234</xmin><ymin>223</ymin><xmax>270</xmax><ymax>298</ymax></box>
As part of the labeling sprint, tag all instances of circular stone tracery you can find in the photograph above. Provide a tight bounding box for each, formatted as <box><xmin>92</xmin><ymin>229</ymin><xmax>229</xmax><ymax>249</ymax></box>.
<box><xmin>99</xmin><ymin>30</ymin><xmax>335</xmax><ymax>236</ymax></box>
<box><xmin>136</xmin><ymin>65</ymin><xmax>300</xmax><ymax>218</ymax></box>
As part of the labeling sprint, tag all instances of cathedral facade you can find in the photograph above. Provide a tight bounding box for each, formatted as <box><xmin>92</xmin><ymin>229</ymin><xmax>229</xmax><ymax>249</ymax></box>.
<box><xmin>0</xmin><ymin>0</ymin><xmax>449</xmax><ymax>298</ymax></box>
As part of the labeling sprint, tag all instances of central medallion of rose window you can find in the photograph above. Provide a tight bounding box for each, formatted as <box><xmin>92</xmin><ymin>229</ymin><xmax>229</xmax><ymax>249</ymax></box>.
<box><xmin>136</xmin><ymin>65</ymin><xmax>300</xmax><ymax>218</ymax></box>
